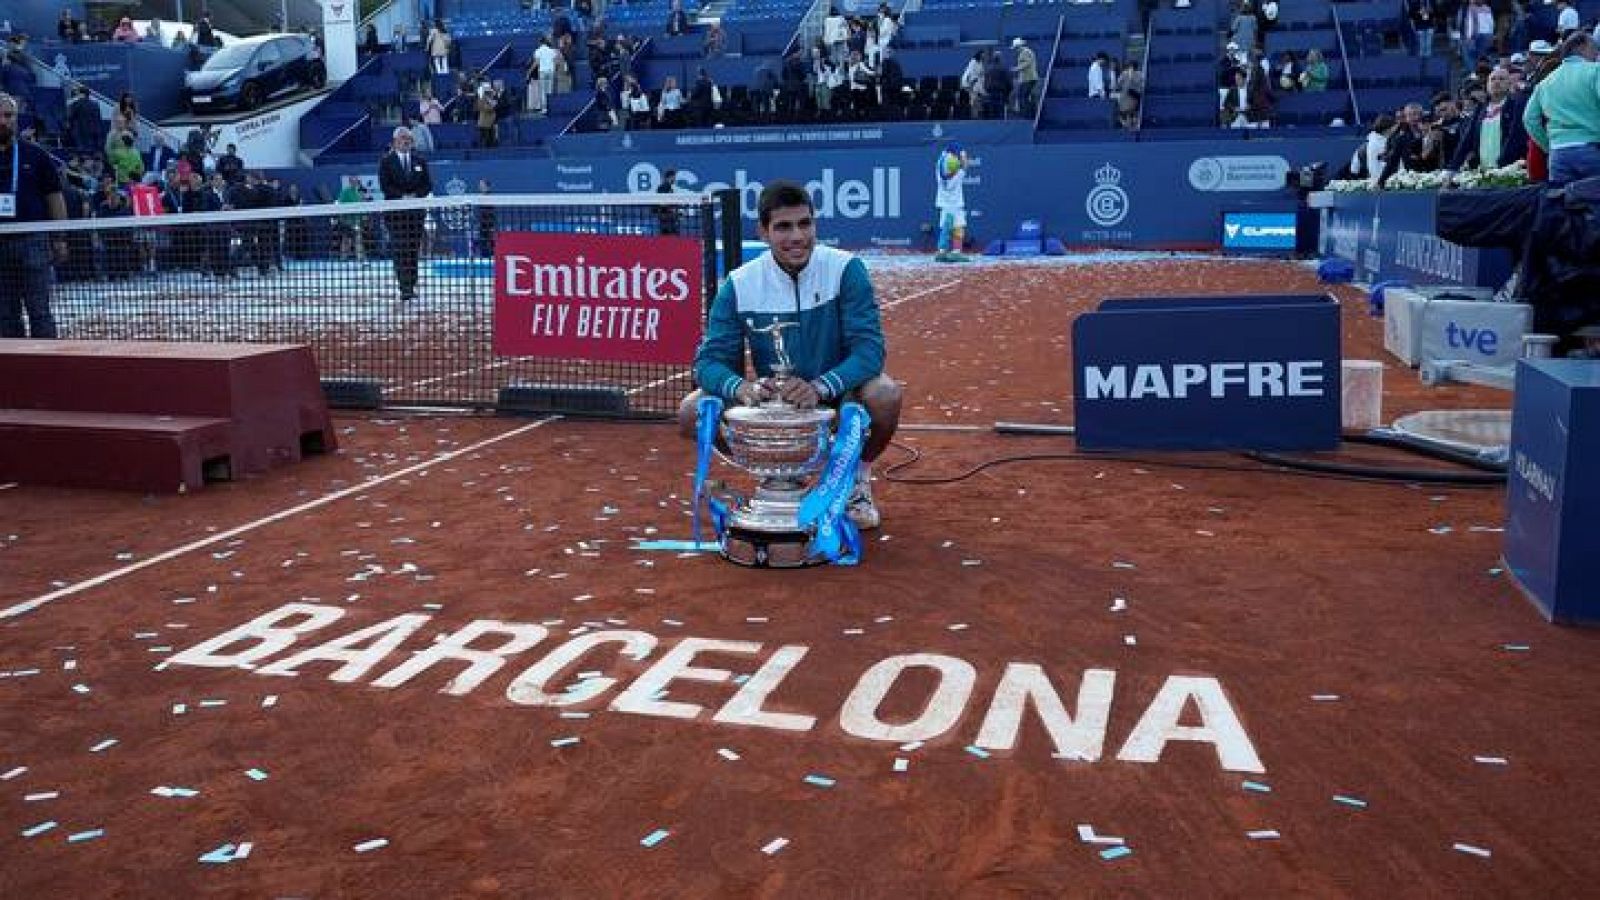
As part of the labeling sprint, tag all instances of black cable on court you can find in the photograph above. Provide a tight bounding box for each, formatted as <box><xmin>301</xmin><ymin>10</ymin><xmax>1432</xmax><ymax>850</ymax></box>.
<box><xmin>879</xmin><ymin>426</ymin><xmax>1507</xmax><ymax>488</ymax></box>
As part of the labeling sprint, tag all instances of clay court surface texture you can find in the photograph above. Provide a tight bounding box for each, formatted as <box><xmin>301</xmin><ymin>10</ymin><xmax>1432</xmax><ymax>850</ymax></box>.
<box><xmin>3</xmin><ymin>255</ymin><xmax>1597</xmax><ymax>898</ymax></box>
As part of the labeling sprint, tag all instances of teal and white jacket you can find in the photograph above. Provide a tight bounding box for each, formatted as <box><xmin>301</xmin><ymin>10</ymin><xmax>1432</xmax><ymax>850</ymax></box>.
<box><xmin>693</xmin><ymin>245</ymin><xmax>886</xmax><ymax>401</ymax></box>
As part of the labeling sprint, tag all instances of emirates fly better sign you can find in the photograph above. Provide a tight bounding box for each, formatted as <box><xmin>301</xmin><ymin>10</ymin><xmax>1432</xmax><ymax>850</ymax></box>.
<box><xmin>494</xmin><ymin>233</ymin><xmax>703</xmax><ymax>365</ymax></box>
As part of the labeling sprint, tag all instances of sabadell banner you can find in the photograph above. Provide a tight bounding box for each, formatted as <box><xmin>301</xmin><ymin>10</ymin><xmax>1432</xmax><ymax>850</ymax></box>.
<box><xmin>288</xmin><ymin>138</ymin><xmax>1358</xmax><ymax>249</ymax></box>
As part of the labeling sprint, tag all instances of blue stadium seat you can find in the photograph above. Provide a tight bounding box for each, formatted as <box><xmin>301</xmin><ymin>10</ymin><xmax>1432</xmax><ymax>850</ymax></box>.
<box><xmin>1039</xmin><ymin>96</ymin><xmax>1117</xmax><ymax>129</ymax></box>
<box><xmin>1273</xmin><ymin>90</ymin><xmax>1351</xmax><ymax>126</ymax></box>
<box><xmin>1145</xmin><ymin>61</ymin><xmax>1218</xmax><ymax>95</ymax></box>
<box><xmin>1142</xmin><ymin>94</ymin><xmax>1217</xmax><ymax>128</ymax></box>
<box><xmin>1264</xmin><ymin>28</ymin><xmax>1341</xmax><ymax>57</ymax></box>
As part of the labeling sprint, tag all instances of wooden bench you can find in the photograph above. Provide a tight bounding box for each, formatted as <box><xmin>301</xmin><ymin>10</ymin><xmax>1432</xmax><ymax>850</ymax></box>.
<box><xmin>0</xmin><ymin>340</ymin><xmax>337</xmax><ymax>493</ymax></box>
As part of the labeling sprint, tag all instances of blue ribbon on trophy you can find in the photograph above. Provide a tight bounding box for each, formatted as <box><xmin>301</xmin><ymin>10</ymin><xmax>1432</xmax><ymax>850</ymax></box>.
<box><xmin>692</xmin><ymin>393</ymin><xmax>726</xmax><ymax>548</ymax></box>
<box><xmin>797</xmin><ymin>401</ymin><xmax>868</xmax><ymax>565</ymax></box>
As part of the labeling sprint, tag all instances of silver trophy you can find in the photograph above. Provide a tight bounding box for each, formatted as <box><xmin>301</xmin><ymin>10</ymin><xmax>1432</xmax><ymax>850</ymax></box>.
<box><xmin>716</xmin><ymin>320</ymin><xmax>836</xmax><ymax>567</ymax></box>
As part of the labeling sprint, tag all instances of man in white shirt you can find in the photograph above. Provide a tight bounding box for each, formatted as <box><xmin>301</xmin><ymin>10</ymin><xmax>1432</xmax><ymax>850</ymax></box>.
<box><xmin>1088</xmin><ymin>52</ymin><xmax>1110</xmax><ymax>98</ymax></box>
<box><xmin>534</xmin><ymin>38</ymin><xmax>561</xmax><ymax>107</ymax></box>
<box><xmin>824</xmin><ymin>7</ymin><xmax>849</xmax><ymax>65</ymax></box>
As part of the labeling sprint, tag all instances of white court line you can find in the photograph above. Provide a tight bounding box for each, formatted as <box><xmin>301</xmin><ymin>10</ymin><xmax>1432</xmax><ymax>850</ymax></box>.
<box><xmin>881</xmin><ymin>279</ymin><xmax>963</xmax><ymax>310</ymax></box>
<box><xmin>0</xmin><ymin>364</ymin><xmax>695</xmax><ymax>621</ymax></box>
<box><xmin>0</xmin><ymin>418</ymin><xmax>559</xmax><ymax>621</ymax></box>
<box><xmin>406</xmin><ymin>359</ymin><xmax>516</xmax><ymax>391</ymax></box>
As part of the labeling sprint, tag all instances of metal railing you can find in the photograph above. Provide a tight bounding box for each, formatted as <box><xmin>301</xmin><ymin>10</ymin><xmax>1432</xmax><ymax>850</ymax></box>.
<box><xmin>1330</xmin><ymin>2</ymin><xmax>1361</xmax><ymax>128</ymax></box>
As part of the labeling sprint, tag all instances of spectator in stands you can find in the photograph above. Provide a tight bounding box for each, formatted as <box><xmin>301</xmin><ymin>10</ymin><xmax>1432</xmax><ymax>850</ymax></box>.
<box><xmin>981</xmin><ymin>49</ymin><xmax>1010</xmax><ymax>119</ymax></box>
<box><xmin>1087</xmin><ymin>52</ymin><xmax>1111</xmax><ymax>99</ymax></box>
<box><xmin>392</xmin><ymin>24</ymin><xmax>412</xmax><ymax>52</ymax></box>
<box><xmin>1556</xmin><ymin>0</ymin><xmax>1580</xmax><ymax>38</ymax></box>
<box><xmin>1275</xmin><ymin>52</ymin><xmax>1301</xmax><ymax>92</ymax></box>
<box><xmin>0</xmin><ymin>93</ymin><xmax>65</xmax><ymax>339</ymax></box>
<box><xmin>531</xmin><ymin>37</ymin><xmax>559</xmax><ymax>115</ymax></box>
<box><xmin>593</xmin><ymin>75</ymin><xmax>619</xmax><ymax>129</ymax></box>
<box><xmin>879</xmin><ymin>53</ymin><xmax>907</xmax><ymax>112</ymax></box>
<box><xmin>217</xmin><ymin>143</ymin><xmax>245</xmax><ymax>184</ymax></box>
<box><xmin>144</xmin><ymin>18</ymin><xmax>165</xmax><ymax>45</ymax></box>
<box><xmin>66</xmin><ymin>85</ymin><xmax>100</xmax><ymax>152</ymax></box>
<box><xmin>814</xmin><ymin>51</ymin><xmax>842</xmax><ymax>112</ymax></box>
<box><xmin>1116</xmin><ymin>60</ymin><xmax>1143</xmax><ymax>129</ymax></box>
<box><xmin>377</xmin><ymin>127</ymin><xmax>431</xmax><ymax>303</ymax></box>
<box><xmin>174</xmin><ymin>32</ymin><xmax>205</xmax><ymax>71</ymax></box>
<box><xmin>196</xmin><ymin>15</ymin><xmax>220</xmax><ymax>48</ymax></box>
<box><xmin>113</xmin><ymin>17</ymin><xmax>139</xmax><ymax>43</ymax></box>
<box><xmin>180</xmin><ymin>128</ymin><xmax>206</xmax><ymax>176</ymax></box>
<box><xmin>659</xmin><ymin>75</ymin><xmax>685</xmax><ymax>125</ymax></box>
<box><xmin>428</xmin><ymin>19</ymin><xmax>452</xmax><ymax>76</ymax></box>
<box><xmin>335</xmin><ymin>175</ymin><xmax>366</xmax><ymax>261</ymax></box>
<box><xmin>877</xmin><ymin>5</ymin><xmax>899</xmax><ymax>63</ymax></box>
<box><xmin>1230</xmin><ymin>2</ymin><xmax>1258</xmax><ymax>52</ymax></box>
<box><xmin>1223</xmin><ymin>67</ymin><xmax>1248</xmax><ymax>126</ymax></box>
<box><xmin>58</xmin><ymin>9</ymin><xmax>82</xmax><ymax>43</ymax></box>
<box><xmin>108</xmin><ymin>130</ymin><xmax>144</xmax><ymax>184</ymax></box>
<box><xmin>1010</xmin><ymin>38</ymin><xmax>1039</xmax><ymax>118</ymax></box>
<box><xmin>1301</xmin><ymin>49</ymin><xmax>1330</xmax><ymax>91</ymax></box>
<box><xmin>1451</xmin><ymin>68</ymin><xmax>1527</xmax><ymax>170</ymax></box>
<box><xmin>452</xmin><ymin>73</ymin><xmax>478</xmax><ymax>123</ymax></box>
<box><xmin>117</xmin><ymin>91</ymin><xmax>139</xmax><ymax>127</ymax></box>
<box><xmin>699</xmin><ymin>22</ymin><xmax>723</xmax><ymax>60</ymax></box>
<box><xmin>419</xmin><ymin>87</ymin><xmax>445</xmax><ymax>125</ymax></box>
<box><xmin>363</xmin><ymin>23</ymin><xmax>381</xmax><ymax>56</ymax></box>
<box><xmin>555</xmin><ymin>34</ymin><xmax>575</xmax><ymax>94</ymax></box>
<box><xmin>412</xmin><ymin>110</ymin><xmax>438</xmax><ymax>152</ymax></box>
<box><xmin>846</xmin><ymin>49</ymin><xmax>877</xmax><ymax>112</ymax></box>
<box><xmin>1523</xmin><ymin>31</ymin><xmax>1600</xmax><ymax>185</ymax></box>
<box><xmin>145</xmin><ymin>131</ymin><xmax>177</xmax><ymax>177</ymax></box>
<box><xmin>622</xmin><ymin>75</ymin><xmax>651</xmax><ymax>129</ymax></box>
<box><xmin>1380</xmin><ymin>103</ymin><xmax>1427</xmax><ymax>184</ymax></box>
<box><xmin>690</xmin><ymin>67</ymin><xmax>715</xmax><ymax>126</ymax></box>
<box><xmin>476</xmin><ymin>81</ymin><xmax>500</xmax><ymax>147</ymax></box>
<box><xmin>1463</xmin><ymin>0</ymin><xmax>1495</xmax><ymax>72</ymax></box>
<box><xmin>825</xmin><ymin>8</ymin><xmax>848</xmax><ymax>65</ymax></box>
<box><xmin>656</xmin><ymin>168</ymin><xmax>681</xmax><ymax>234</ymax></box>
<box><xmin>1244</xmin><ymin>54</ymin><xmax>1274</xmax><ymax>128</ymax></box>
<box><xmin>960</xmin><ymin>51</ymin><xmax>985</xmax><ymax>109</ymax></box>
<box><xmin>753</xmin><ymin>58</ymin><xmax>780</xmax><ymax>116</ymax></box>
<box><xmin>1409</xmin><ymin>0</ymin><xmax>1439</xmax><ymax>57</ymax></box>
<box><xmin>781</xmin><ymin>48</ymin><xmax>809</xmax><ymax>116</ymax></box>
<box><xmin>667</xmin><ymin>0</ymin><xmax>691</xmax><ymax>36</ymax></box>
<box><xmin>96</xmin><ymin>181</ymin><xmax>140</xmax><ymax>279</ymax></box>
<box><xmin>1355</xmin><ymin>113</ymin><xmax>1393</xmax><ymax>185</ymax></box>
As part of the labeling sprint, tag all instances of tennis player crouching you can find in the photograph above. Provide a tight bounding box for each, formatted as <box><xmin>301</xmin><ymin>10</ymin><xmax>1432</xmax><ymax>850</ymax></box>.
<box><xmin>678</xmin><ymin>180</ymin><xmax>901</xmax><ymax>529</ymax></box>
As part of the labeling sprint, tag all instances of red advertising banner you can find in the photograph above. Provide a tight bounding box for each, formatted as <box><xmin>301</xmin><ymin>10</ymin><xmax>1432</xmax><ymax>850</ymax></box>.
<box><xmin>129</xmin><ymin>183</ymin><xmax>164</xmax><ymax>217</ymax></box>
<box><xmin>493</xmin><ymin>233</ymin><xmax>703</xmax><ymax>365</ymax></box>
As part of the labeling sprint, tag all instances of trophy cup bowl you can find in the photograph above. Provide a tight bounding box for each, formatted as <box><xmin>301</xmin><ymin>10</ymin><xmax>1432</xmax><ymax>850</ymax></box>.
<box><xmin>718</xmin><ymin>403</ymin><xmax>836</xmax><ymax>567</ymax></box>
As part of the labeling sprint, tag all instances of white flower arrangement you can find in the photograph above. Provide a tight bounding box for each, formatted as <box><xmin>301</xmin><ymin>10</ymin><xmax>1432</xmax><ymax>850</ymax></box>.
<box><xmin>1322</xmin><ymin>160</ymin><xmax>1529</xmax><ymax>193</ymax></box>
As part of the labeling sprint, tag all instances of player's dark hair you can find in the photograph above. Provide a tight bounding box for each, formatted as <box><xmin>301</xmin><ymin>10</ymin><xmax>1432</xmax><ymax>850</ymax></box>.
<box><xmin>758</xmin><ymin>180</ymin><xmax>813</xmax><ymax>226</ymax></box>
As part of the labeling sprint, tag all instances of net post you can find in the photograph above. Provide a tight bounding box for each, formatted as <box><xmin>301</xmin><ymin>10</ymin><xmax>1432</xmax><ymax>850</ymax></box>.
<box><xmin>717</xmin><ymin>188</ymin><xmax>742</xmax><ymax>276</ymax></box>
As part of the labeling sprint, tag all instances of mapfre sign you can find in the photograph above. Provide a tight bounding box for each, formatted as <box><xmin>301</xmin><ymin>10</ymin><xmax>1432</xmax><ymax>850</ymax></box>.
<box><xmin>494</xmin><ymin>233</ymin><xmax>703</xmax><ymax>365</ymax></box>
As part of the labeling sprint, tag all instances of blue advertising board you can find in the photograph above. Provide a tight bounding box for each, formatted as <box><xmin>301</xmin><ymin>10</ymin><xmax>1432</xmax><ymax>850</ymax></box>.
<box><xmin>551</xmin><ymin>120</ymin><xmax>1036</xmax><ymax>157</ymax></box>
<box><xmin>1222</xmin><ymin>211</ymin><xmax>1297</xmax><ymax>251</ymax></box>
<box><xmin>287</xmin><ymin>137</ymin><xmax>1353</xmax><ymax>250</ymax></box>
<box><xmin>1318</xmin><ymin>189</ymin><xmax>1513</xmax><ymax>289</ymax></box>
<box><xmin>54</xmin><ymin>44</ymin><xmax>191</xmax><ymax>121</ymax></box>
<box><xmin>1504</xmin><ymin>359</ymin><xmax>1600</xmax><ymax>625</ymax></box>
<box><xmin>1072</xmin><ymin>294</ymin><xmax>1343</xmax><ymax>451</ymax></box>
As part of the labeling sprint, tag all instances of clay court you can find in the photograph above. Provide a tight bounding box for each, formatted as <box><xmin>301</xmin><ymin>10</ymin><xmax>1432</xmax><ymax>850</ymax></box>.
<box><xmin>3</xmin><ymin>256</ymin><xmax>1598</xmax><ymax>898</ymax></box>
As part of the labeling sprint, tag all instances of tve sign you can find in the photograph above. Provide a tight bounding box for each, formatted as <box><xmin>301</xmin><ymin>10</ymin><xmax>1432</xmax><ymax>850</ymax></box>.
<box><xmin>494</xmin><ymin>233</ymin><xmax>703</xmax><ymax>365</ymax></box>
<box><xmin>1073</xmin><ymin>294</ymin><xmax>1342</xmax><ymax>451</ymax></box>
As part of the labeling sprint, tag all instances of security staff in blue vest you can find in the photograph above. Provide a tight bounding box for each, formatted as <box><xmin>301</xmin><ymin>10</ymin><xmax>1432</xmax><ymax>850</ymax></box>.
<box><xmin>0</xmin><ymin>93</ymin><xmax>67</xmax><ymax>338</ymax></box>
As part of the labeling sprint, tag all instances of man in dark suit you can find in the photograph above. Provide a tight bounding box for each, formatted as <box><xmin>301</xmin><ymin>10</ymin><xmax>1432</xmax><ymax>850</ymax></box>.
<box><xmin>377</xmin><ymin>126</ymin><xmax>433</xmax><ymax>304</ymax></box>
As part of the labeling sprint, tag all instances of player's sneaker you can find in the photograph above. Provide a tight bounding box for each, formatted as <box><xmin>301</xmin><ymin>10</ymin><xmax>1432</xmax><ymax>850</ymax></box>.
<box><xmin>846</xmin><ymin>478</ymin><xmax>880</xmax><ymax>530</ymax></box>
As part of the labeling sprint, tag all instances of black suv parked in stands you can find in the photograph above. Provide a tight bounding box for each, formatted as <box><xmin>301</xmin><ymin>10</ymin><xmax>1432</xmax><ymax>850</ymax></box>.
<box><xmin>184</xmin><ymin>34</ymin><xmax>325</xmax><ymax>113</ymax></box>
